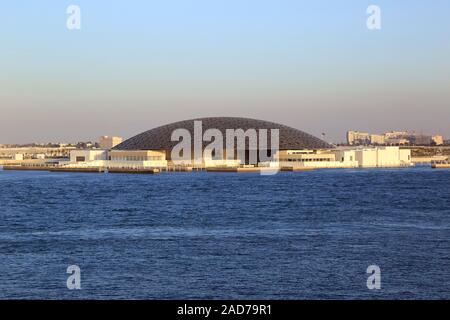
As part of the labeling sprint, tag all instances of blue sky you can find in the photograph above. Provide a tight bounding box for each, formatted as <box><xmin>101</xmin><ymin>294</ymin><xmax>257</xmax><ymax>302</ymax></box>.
<box><xmin>1</xmin><ymin>1</ymin><xmax>449</xmax><ymax>143</ymax></box>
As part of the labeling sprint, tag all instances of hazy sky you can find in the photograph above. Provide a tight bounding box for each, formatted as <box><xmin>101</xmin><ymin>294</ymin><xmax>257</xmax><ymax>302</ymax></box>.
<box><xmin>1</xmin><ymin>1</ymin><xmax>449</xmax><ymax>144</ymax></box>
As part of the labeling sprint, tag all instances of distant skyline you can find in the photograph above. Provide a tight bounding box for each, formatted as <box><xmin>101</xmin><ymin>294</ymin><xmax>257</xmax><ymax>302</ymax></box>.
<box><xmin>1</xmin><ymin>1</ymin><xmax>449</xmax><ymax>144</ymax></box>
<box><xmin>0</xmin><ymin>124</ymin><xmax>447</xmax><ymax>147</ymax></box>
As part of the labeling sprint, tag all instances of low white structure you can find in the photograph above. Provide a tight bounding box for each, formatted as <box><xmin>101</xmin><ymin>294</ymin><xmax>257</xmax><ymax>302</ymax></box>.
<box><xmin>354</xmin><ymin>147</ymin><xmax>412</xmax><ymax>168</ymax></box>
<box><xmin>278</xmin><ymin>147</ymin><xmax>412</xmax><ymax>169</ymax></box>
<box><xmin>13</xmin><ymin>154</ymin><xmax>24</xmax><ymax>161</ymax></box>
<box><xmin>355</xmin><ymin>148</ymin><xmax>377</xmax><ymax>167</ymax></box>
<box><xmin>203</xmin><ymin>153</ymin><xmax>242</xmax><ymax>168</ymax></box>
<box><xmin>66</xmin><ymin>147</ymin><xmax>412</xmax><ymax>171</ymax></box>
<box><xmin>109</xmin><ymin>150</ymin><xmax>167</xmax><ymax>168</ymax></box>
<box><xmin>277</xmin><ymin>149</ymin><xmax>358</xmax><ymax>169</ymax></box>
<box><xmin>332</xmin><ymin>149</ymin><xmax>359</xmax><ymax>167</ymax></box>
<box><xmin>399</xmin><ymin>149</ymin><xmax>412</xmax><ymax>164</ymax></box>
<box><xmin>67</xmin><ymin>149</ymin><xmax>168</xmax><ymax>169</ymax></box>
<box><xmin>70</xmin><ymin>150</ymin><xmax>108</xmax><ymax>163</ymax></box>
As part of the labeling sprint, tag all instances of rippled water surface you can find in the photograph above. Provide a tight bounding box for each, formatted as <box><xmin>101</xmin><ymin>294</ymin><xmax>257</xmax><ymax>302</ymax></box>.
<box><xmin>0</xmin><ymin>167</ymin><xmax>449</xmax><ymax>299</ymax></box>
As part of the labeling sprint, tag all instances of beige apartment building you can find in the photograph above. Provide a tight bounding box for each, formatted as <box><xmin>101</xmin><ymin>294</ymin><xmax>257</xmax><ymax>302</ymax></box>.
<box><xmin>99</xmin><ymin>136</ymin><xmax>123</xmax><ymax>149</ymax></box>
<box><xmin>432</xmin><ymin>135</ymin><xmax>444</xmax><ymax>146</ymax></box>
<box><xmin>370</xmin><ymin>134</ymin><xmax>385</xmax><ymax>145</ymax></box>
<box><xmin>348</xmin><ymin>130</ymin><xmax>445</xmax><ymax>146</ymax></box>
<box><xmin>347</xmin><ymin>131</ymin><xmax>370</xmax><ymax>145</ymax></box>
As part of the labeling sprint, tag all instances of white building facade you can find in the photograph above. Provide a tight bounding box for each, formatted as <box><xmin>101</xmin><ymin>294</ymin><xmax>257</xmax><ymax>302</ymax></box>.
<box><xmin>67</xmin><ymin>149</ymin><xmax>168</xmax><ymax>169</ymax></box>
<box><xmin>278</xmin><ymin>147</ymin><xmax>412</xmax><ymax>169</ymax></box>
<box><xmin>66</xmin><ymin>146</ymin><xmax>412</xmax><ymax>170</ymax></box>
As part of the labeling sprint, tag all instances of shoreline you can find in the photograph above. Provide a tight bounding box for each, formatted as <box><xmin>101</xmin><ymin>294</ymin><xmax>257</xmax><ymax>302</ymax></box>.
<box><xmin>0</xmin><ymin>164</ymin><xmax>441</xmax><ymax>175</ymax></box>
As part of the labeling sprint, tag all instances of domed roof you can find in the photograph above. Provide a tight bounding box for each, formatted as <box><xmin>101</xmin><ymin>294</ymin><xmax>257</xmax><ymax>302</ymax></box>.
<box><xmin>114</xmin><ymin>117</ymin><xmax>332</xmax><ymax>151</ymax></box>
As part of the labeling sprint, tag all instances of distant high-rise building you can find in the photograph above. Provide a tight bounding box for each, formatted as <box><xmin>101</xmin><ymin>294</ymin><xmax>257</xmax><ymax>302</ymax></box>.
<box><xmin>384</xmin><ymin>131</ymin><xmax>409</xmax><ymax>143</ymax></box>
<box><xmin>370</xmin><ymin>134</ymin><xmax>385</xmax><ymax>145</ymax></box>
<box><xmin>431</xmin><ymin>135</ymin><xmax>444</xmax><ymax>146</ymax></box>
<box><xmin>347</xmin><ymin>130</ymin><xmax>445</xmax><ymax>146</ymax></box>
<box><xmin>99</xmin><ymin>136</ymin><xmax>123</xmax><ymax>149</ymax></box>
<box><xmin>384</xmin><ymin>131</ymin><xmax>408</xmax><ymax>138</ymax></box>
<box><xmin>386</xmin><ymin>138</ymin><xmax>410</xmax><ymax>145</ymax></box>
<box><xmin>410</xmin><ymin>134</ymin><xmax>432</xmax><ymax>146</ymax></box>
<box><xmin>347</xmin><ymin>131</ymin><xmax>370</xmax><ymax>145</ymax></box>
